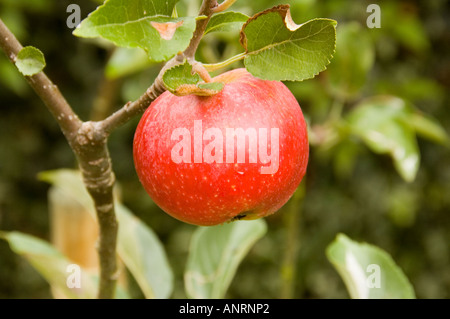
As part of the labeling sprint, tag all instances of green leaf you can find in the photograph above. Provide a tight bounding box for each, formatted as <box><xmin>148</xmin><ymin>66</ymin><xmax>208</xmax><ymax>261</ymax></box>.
<box><xmin>346</xmin><ymin>96</ymin><xmax>420</xmax><ymax>182</ymax></box>
<box><xmin>185</xmin><ymin>219</ymin><xmax>267</xmax><ymax>299</ymax></box>
<box><xmin>327</xmin><ymin>22</ymin><xmax>375</xmax><ymax>99</ymax></box>
<box><xmin>204</xmin><ymin>11</ymin><xmax>249</xmax><ymax>35</ymax></box>
<box><xmin>73</xmin><ymin>0</ymin><xmax>196</xmax><ymax>62</ymax></box>
<box><xmin>115</xmin><ymin>203</ymin><xmax>174</xmax><ymax>299</ymax></box>
<box><xmin>326</xmin><ymin>233</ymin><xmax>416</xmax><ymax>299</ymax></box>
<box><xmin>0</xmin><ymin>231</ymin><xmax>98</xmax><ymax>299</ymax></box>
<box><xmin>240</xmin><ymin>5</ymin><xmax>336</xmax><ymax>81</ymax></box>
<box><xmin>163</xmin><ymin>60</ymin><xmax>201</xmax><ymax>90</ymax></box>
<box><xmin>15</xmin><ymin>46</ymin><xmax>46</xmax><ymax>76</ymax></box>
<box><xmin>38</xmin><ymin>169</ymin><xmax>174</xmax><ymax>299</ymax></box>
<box><xmin>162</xmin><ymin>60</ymin><xmax>224</xmax><ymax>96</ymax></box>
<box><xmin>409</xmin><ymin>112</ymin><xmax>449</xmax><ymax>146</ymax></box>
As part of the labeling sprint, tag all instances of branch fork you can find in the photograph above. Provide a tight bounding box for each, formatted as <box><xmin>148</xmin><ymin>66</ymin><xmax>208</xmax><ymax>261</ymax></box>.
<box><xmin>0</xmin><ymin>0</ymin><xmax>223</xmax><ymax>299</ymax></box>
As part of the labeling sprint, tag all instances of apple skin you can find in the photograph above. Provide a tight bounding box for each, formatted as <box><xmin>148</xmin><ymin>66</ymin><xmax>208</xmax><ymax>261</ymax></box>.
<box><xmin>133</xmin><ymin>68</ymin><xmax>308</xmax><ymax>226</ymax></box>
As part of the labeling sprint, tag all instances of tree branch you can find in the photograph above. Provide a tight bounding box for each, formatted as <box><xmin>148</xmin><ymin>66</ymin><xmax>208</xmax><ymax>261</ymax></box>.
<box><xmin>183</xmin><ymin>0</ymin><xmax>218</xmax><ymax>59</ymax></box>
<box><xmin>100</xmin><ymin>0</ymin><xmax>219</xmax><ymax>134</ymax></box>
<box><xmin>0</xmin><ymin>18</ymin><xmax>118</xmax><ymax>299</ymax></box>
<box><xmin>73</xmin><ymin>121</ymin><xmax>118</xmax><ymax>299</ymax></box>
<box><xmin>0</xmin><ymin>0</ymin><xmax>220</xmax><ymax>299</ymax></box>
<box><xmin>99</xmin><ymin>56</ymin><xmax>181</xmax><ymax>135</ymax></box>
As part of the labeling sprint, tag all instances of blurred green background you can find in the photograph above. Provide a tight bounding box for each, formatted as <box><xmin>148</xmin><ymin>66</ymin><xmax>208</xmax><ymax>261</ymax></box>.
<box><xmin>0</xmin><ymin>0</ymin><xmax>449</xmax><ymax>298</ymax></box>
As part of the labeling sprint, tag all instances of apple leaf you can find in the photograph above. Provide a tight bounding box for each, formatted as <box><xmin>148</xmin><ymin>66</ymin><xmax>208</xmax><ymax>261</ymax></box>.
<box><xmin>0</xmin><ymin>231</ymin><xmax>99</xmax><ymax>299</ymax></box>
<box><xmin>38</xmin><ymin>169</ymin><xmax>174</xmax><ymax>299</ymax></box>
<box><xmin>326</xmin><ymin>233</ymin><xmax>415</xmax><ymax>299</ymax></box>
<box><xmin>163</xmin><ymin>60</ymin><xmax>201</xmax><ymax>88</ymax></box>
<box><xmin>162</xmin><ymin>60</ymin><xmax>224</xmax><ymax>96</ymax></box>
<box><xmin>346</xmin><ymin>96</ymin><xmax>420</xmax><ymax>182</ymax></box>
<box><xmin>240</xmin><ymin>5</ymin><xmax>336</xmax><ymax>81</ymax></box>
<box><xmin>204</xmin><ymin>11</ymin><xmax>249</xmax><ymax>35</ymax></box>
<box><xmin>15</xmin><ymin>46</ymin><xmax>46</xmax><ymax>76</ymax></box>
<box><xmin>185</xmin><ymin>219</ymin><xmax>267</xmax><ymax>299</ymax></box>
<box><xmin>115</xmin><ymin>203</ymin><xmax>174</xmax><ymax>299</ymax></box>
<box><xmin>73</xmin><ymin>0</ymin><xmax>196</xmax><ymax>62</ymax></box>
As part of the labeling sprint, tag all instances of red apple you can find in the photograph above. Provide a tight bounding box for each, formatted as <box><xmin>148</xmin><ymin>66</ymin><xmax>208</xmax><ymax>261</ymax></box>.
<box><xmin>133</xmin><ymin>68</ymin><xmax>308</xmax><ymax>226</ymax></box>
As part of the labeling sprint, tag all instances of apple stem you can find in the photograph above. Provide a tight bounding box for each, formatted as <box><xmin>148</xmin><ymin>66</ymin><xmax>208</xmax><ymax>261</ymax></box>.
<box><xmin>203</xmin><ymin>52</ymin><xmax>246</xmax><ymax>72</ymax></box>
<box><xmin>212</xmin><ymin>0</ymin><xmax>238</xmax><ymax>13</ymax></box>
<box><xmin>190</xmin><ymin>60</ymin><xmax>212</xmax><ymax>83</ymax></box>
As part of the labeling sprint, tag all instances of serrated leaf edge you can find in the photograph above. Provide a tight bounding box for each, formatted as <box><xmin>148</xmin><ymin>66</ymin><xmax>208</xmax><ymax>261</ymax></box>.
<box><xmin>15</xmin><ymin>46</ymin><xmax>46</xmax><ymax>76</ymax></box>
<box><xmin>162</xmin><ymin>60</ymin><xmax>224</xmax><ymax>96</ymax></box>
<box><xmin>239</xmin><ymin>5</ymin><xmax>337</xmax><ymax>81</ymax></box>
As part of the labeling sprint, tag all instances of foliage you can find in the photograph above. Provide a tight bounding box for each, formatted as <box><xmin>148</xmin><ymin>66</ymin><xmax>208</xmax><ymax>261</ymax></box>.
<box><xmin>162</xmin><ymin>60</ymin><xmax>224</xmax><ymax>96</ymax></box>
<box><xmin>15</xmin><ymin>46</ymin><xmax>46</xmax><ymax>76</ymax></box>
<box><xmin>73</xmin><ymin>0</ymin><xmax>198</xmax><ymax>62</ymax></box>
<box><xmin>185</xmin><ymin>219</ymin><xmax>267</xmax><ymax>299</ymax></box>
<box><xmin>326</xmin><ymin>233</ymin><xmax>415</xmax><ymax>299</ymax></box>
<box><xmin>39</xmin><ymin>169</ymin><xmax>174</xmax><ymax>299</ymax></box>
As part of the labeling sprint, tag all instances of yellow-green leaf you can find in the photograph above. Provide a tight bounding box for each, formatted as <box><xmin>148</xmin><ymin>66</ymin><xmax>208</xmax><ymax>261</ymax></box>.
<box><xmin>0</xmin><ymin>231</ymin><xmax>99</xmax><ymax>299</ymax></box>
<box><xmin>15</xmin><ymin>46</ymin><xmax>46</xmax><ymax>76</ymax></box>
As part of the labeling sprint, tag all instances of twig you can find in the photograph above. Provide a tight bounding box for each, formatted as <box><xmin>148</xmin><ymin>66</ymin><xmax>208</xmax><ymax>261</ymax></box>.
<box><xmin>100</xmin><ymin>0</ymin><xmax>219</xmax><ymax>134</ymax></box>
<box><xmin>212</xmin><ymin>0</ymin><xmax>238</xmax><ymax>13</ymax></box>
<box><xmin>203</xmin><ymin>52</ymin><xmax>246</xmax><ymax>72</ymax></box>
<box><xmin>99</xmin><ymin>56</ymin><xmax>180</xmax><ymax>135</ymax></box>
<box><xmin>183</xmin><ymin>0</ymin><xmax>218</xmax><ymax>59</ymax></box>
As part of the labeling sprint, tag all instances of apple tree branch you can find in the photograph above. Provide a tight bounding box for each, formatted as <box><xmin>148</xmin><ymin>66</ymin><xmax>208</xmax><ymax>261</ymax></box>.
<box><xmin>0</xmin><ymin>0</ymin><xmax>220</xmax><ymax>299</ymax></box>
